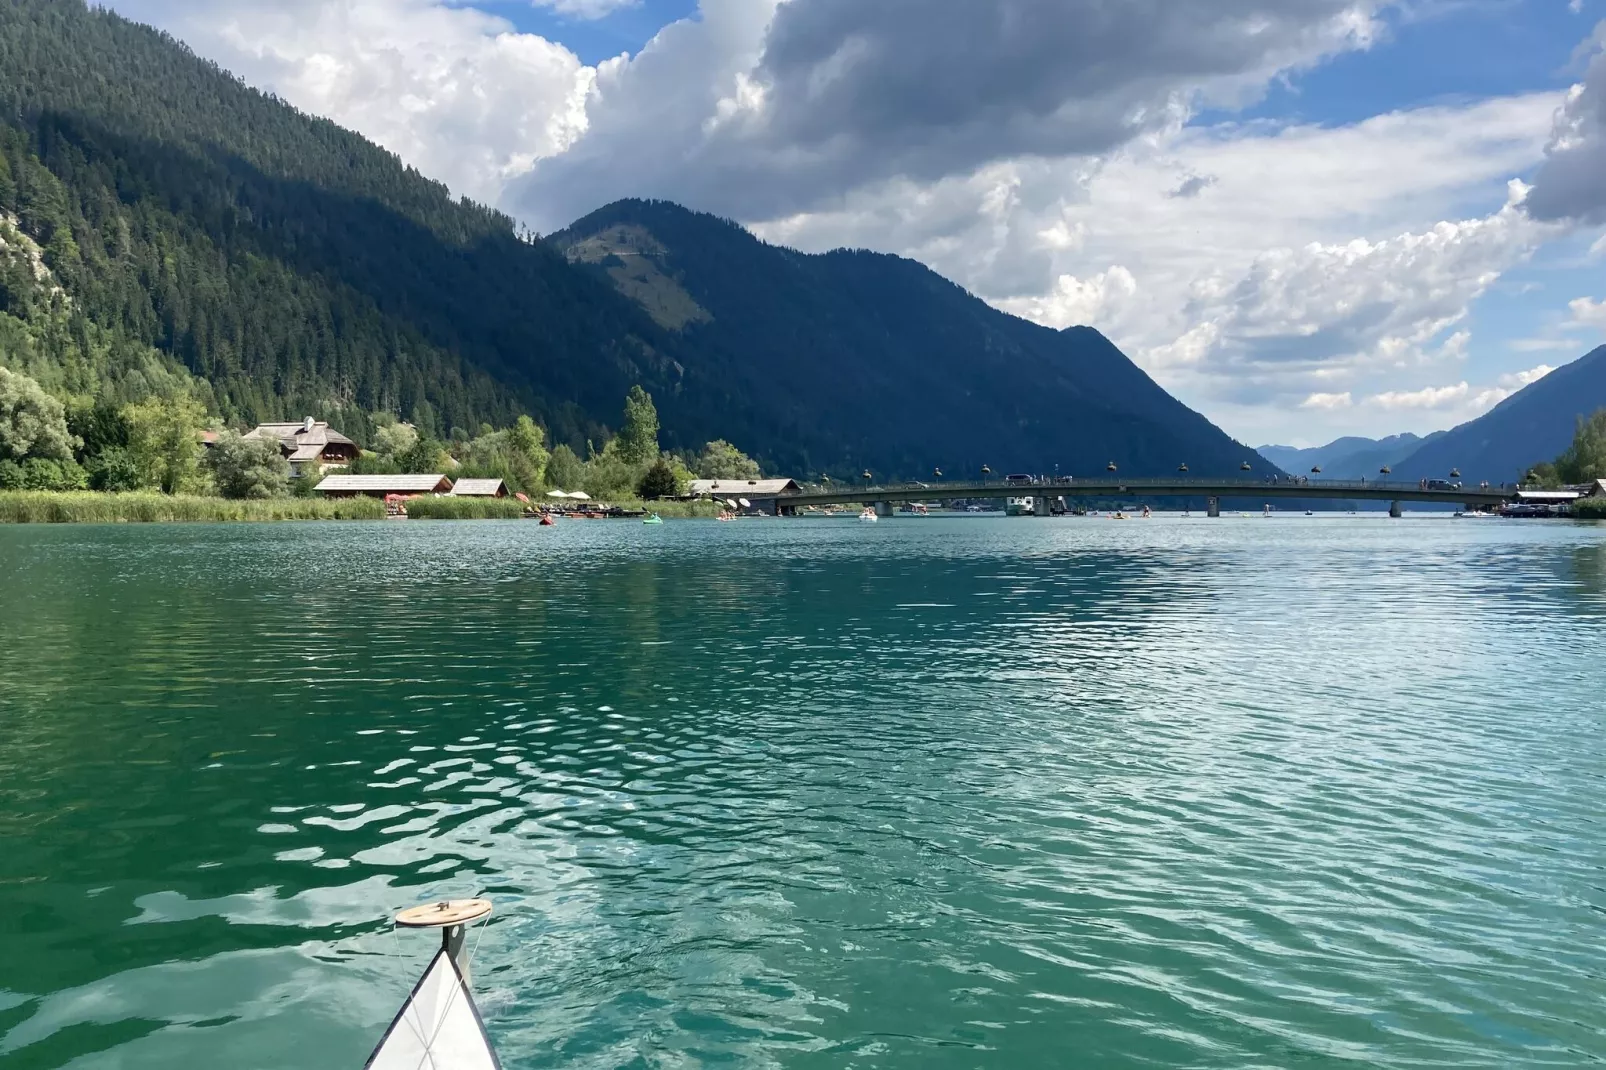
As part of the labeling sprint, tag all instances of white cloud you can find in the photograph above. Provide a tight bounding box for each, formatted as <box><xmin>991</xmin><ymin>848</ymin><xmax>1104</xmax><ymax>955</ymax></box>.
<box><xmin>532</xmin><ymin>0</ymin><xmax>639</xmax><ymax>18</ymax></box>
<box><xmin>1300</xmin><ymin>391</ymin><xmax>1353</xmax><ymax>409</ymax></box>
<box><xmin>1370</xmin><ymin>382</ymin><xmax>1477</xmax><ymax>409</ymax></box>
<box><xmin>108</xmin><ymin>0</ymin><xmax>594</xmax><ymax>203</ymax></box>
<box><xmin>508</xmin><ymin>0</ymin><xmax>1393</xmax><ymax>227</ymax></box>
<box><xmin>1499</xmin><ymin>364</ymin><xmax>1555</xmax><ymax>387</ymax></box>
<box><xmin>1569</xmin><ymin>295</ymin><xmax>1606</xmax><ymax>329</ymax></box>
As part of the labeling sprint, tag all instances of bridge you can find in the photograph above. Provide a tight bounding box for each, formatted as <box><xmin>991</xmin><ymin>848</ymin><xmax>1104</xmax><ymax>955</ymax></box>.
<box><xmin>775</xmin><ymin>477</ymin><xmax>1515</xmax><ymax>517</ymax></box>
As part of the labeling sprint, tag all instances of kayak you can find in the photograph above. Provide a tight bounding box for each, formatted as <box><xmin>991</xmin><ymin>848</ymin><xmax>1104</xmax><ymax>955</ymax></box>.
<box><xmin>365</xmin><ymin>947</ymin><xmax>500</xmax><ymax>1069</ymax></box>
<box><xmin>368</xmin><ymin>899</ymin><xmax>500</xmax><ymax>1069</ymax></box>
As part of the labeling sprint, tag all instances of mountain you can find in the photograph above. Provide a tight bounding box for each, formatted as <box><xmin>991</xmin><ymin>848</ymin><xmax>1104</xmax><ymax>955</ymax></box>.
<box><xmin>0</xmin><ymin>0</ymin><xmax>1267</xmax><ymax>478</ymax></box>
<box><xmin>0</xmin><ymin>0</ymin><xmax>691</xmax><ymax>449</ymax></box>
<box><xmin>1394</xmin><ymin>346</ymin><xmax>1606</xmax><ymax>484</ymax></box>
<box><xmin>550</xmin><ymin>199</ymin><xmax>1268</xmax><ymax>477</ymax></box>
<box><xmin>1257</xmin><ymin>432</ymin><xmax>1442</xmax><ymax>478</ymax></box>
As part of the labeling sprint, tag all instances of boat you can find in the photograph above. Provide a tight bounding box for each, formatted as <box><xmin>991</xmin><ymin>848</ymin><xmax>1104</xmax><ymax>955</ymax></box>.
<box><xmin>368</xmin><ymin>900</ymin><xmax>500</xmax><ymax>1069</ymax></box>
<box><xmin>1305</xmin><ymin>510</ymin><xmax>1315</xmax><ymax>516</ymax></box>
<box><xmin>1140</xmin><ymin>505</ymin><xmax>1151</xmax><ymax>518</ymax></box>
<box><xmin>538</xmin><ymin>514</ymin><xmax>554</xmax><ymax>526</ymax></box>
<box><xmin>1111</xmin><ymin>511</ymin><xmax>1128</xmax><ymax>520</ymax></box>
<box><xmin>1456</xmin><ymin>510</ymin><xmax>1495</xmax><ymax>518</ymax></box>
<box><xmin>642</xmin><ymin>513</ymin><xmax>663</xmax><ymax>525</ymax></box>
<box><xmin>859</xmin><ymin>507</ymin><xmax>878</xmax><ymax>522</ymax></box>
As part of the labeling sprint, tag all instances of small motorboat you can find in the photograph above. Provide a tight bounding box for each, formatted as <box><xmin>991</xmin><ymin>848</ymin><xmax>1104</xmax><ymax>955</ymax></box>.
<box><xmin>642</xmin><ymin>513</ymin><xmax>663</xmax><ymax>525</ymax></box>
<box><xmin>859</xmin><ymin>507</ymin><xmax>878</xmax><ymax>522</ymax></box>
<box><xmin>1305</xmin><ymin>510</ymin><xmax>1315</xmax><ymax>516</ymax></box>
<box><xmin>1455</xmin><ymin>510</ymin><xmax>1494</xmax><ymax>519</ymax></box>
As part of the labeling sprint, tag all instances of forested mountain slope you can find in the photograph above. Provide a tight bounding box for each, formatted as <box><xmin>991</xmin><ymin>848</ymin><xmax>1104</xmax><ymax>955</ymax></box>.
<box><xmin>552</xmin><ymin>199</ymin><xmax>1268</xmax><ymax>476</ymax></box>
<box><xmin>0</xmin><ymin>0</ymin><xmax>685</xmax><ymax>448</ymax></box>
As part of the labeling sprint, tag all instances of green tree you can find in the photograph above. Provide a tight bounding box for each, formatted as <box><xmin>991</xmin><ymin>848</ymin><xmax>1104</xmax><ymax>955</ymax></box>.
<box><xmin>583</xmin><ymin>438</ymin><xmax>643</xmax><ymax>499</ymax></box>
<box><xmin>637</xmin><ymin>456</ymin><xmax>680</xmax><ymax>500</ymax></box>
<box><xmin>122</xmin><ymin>393</ymin><xmax>206</xmax><ymax>493</ymax></box>
<box><xmin>398</xmin><ymin>436</ymin><xmax>449</xmax><ymax>473</ymax></box>
<box><xmin>508</xmin><ymin>415</ymin><xmax>550</xmax><ymax>486</ymax></box>
<box><xmin>0</xmin><ymin>365</ymin><xmax>77</xmax><ymax>462</ymax></box>
<box><xmin>1552</xmin><ymin>409</ymin><xmax>1606</xmax><ymax>485</ymax></box>
<box><xmin>617</xmin><ymin>386</ymin><xmax>659</xmax><ymax>465</ymax></box>
<box><xmin>373</xmin><ymin>421</ymin><xmax>418</xmax><ymax>458</ymax></box>
<box><xmin>206</xmin><ymin>430</ymin><xmax>290</xmax><ymax>499</ymax></box>
<box><xmin>546</xmin><ymin>443</ymin><xmax>584</xmax><ymax>490</ymax></box>
<box><xmin>694</xmin><ymin>439</ymin><xmax>761</xmax><ymax>480</ymax></box>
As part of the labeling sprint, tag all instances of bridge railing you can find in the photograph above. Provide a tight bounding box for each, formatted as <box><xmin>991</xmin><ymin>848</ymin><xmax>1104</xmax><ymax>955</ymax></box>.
<box><xmin>784</xmin><ymin>476</ymin><xmax>1515</xmax><ymax>496</ymax></box>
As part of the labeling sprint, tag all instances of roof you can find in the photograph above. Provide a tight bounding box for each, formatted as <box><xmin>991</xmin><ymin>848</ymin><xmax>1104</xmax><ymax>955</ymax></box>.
<box><xmin>688</xmin><ymin>478</ymin><xmax>800</xmax><ymax>497</ymax></box>
<box><xmin>315</xmin><ymin>474</ymin><xmax>451</xmax><ymax>493</ymax></box>
<box><xmin>245</xmin><ymin>418</ymin><xmax>357</xmax><ymax>451</ymax></box>
<box><xmin>449</xmin><ymin>478</ymin><xmax>507</xmax><ymax>496</ymax></box>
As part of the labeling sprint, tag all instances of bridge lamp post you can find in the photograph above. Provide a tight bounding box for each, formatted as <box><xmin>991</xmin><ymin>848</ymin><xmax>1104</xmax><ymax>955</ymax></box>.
<box><xmin>934</xmin><ymin>467</ymin><xmax>943</xmax><ymax>480</ymax></box>
<box><xmin>981</xmin><ymin>464</ymin><xmax>991</xmax><ymax>484</ymax></box>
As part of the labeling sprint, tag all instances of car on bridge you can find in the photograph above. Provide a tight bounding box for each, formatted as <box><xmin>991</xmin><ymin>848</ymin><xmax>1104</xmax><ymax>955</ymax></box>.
<box><xmin>1005</xmin><ymin>474</ymin><xmax>1035</xmax><ymax>485</ymax></box>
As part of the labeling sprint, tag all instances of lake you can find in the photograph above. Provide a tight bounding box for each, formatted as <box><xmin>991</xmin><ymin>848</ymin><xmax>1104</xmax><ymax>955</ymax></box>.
<box><xmin>2</xmin><ymin>515</ymin><xmax>1605</xmax><ymax>1068</ymax></box>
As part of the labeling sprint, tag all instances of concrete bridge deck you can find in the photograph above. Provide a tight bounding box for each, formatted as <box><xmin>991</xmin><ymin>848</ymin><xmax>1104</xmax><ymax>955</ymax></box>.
<box><xmin>778</xmin><ymin>477</ymin><xmax>1513</xmax><ymax>511</ymax></box>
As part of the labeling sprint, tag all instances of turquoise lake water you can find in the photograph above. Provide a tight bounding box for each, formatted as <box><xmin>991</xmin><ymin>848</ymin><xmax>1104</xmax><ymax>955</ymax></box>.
<box><xmin>2</xmin><ymin>515</ymin><xmax>1605</xmax><ymax>1068</ymax></box>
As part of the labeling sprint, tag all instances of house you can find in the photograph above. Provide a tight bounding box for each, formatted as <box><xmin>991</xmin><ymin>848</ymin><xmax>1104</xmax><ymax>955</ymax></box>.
<box><xmin>449</xmin><ymin>478</ymin><xmax>509</xmax><ymax>498</ymax></box>
<box><xmin>314</xmin><ymin>474</ymin><xmax>452</xmax><ymax>498</ymax></box>
<box><xmin>244</xmin><ymin>418</ymin><xmax>359</xmax><ymax>477</ymax></box>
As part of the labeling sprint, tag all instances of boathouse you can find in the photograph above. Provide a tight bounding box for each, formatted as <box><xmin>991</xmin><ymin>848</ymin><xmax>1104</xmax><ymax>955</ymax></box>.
<box><xmin>314</xmin><ymin>474</ymin><xmax>452</xmax><ymax>499</ymax></box>
<box><xmin>687</xmin><ymin>477</ymin><xmax>801</xmax><ymax>514</ymax></box>
<box><xmin>449</xmin><ymin>478</ymin><xmax>509</xmax><ymax>498</ymax></box>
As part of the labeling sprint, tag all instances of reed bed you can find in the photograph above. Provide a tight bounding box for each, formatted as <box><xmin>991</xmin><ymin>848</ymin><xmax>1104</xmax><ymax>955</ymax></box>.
<box><xmin>403</xmin><ymin>496</ymin><xmax>526</xmax><ymax>520</ymax></box>
<box><xmin>0</xmin><ymin>491</ymin><xmax>385</xmax><ymax>523</ymax></box>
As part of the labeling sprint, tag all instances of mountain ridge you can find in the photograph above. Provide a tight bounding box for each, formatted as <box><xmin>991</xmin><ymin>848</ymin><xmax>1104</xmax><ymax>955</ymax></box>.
<box><xmin>1392</xmin><ymin>346</ymin><xmax>1606</xmax><ymax>484</ymax></box>
<box><xmin>552</xmin><ymin>198</ymin><xmax>1275</xmax><ymax>477</ymax></box>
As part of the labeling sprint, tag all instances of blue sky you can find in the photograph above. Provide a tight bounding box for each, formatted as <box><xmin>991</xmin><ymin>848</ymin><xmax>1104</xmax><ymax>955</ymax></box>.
<box><xmin>112</xmin><ymin>0</ymin><xmax>1606</xmax><ymax>446</ymax></box>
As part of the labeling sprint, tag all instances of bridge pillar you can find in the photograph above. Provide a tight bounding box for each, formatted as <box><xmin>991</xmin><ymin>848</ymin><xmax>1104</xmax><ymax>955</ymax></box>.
<box><xmin>875</xmin><ymin>501</ymin><xmax>894</xmax><ymax>518</ymax></box>
<box><xmin>1389</xmin><ymin>500</ymin><xmax>1402</xmax><ymax>519</ymax></box>
<box><xmin>1207</xmin><ymin>497</ymin><xmax>1220</xmax><ymax>518</ymax></box>
<box><xmin>1033</xmin><ymin>496</ymin><xmax>1049</xmax><ymax>516</ymax></box>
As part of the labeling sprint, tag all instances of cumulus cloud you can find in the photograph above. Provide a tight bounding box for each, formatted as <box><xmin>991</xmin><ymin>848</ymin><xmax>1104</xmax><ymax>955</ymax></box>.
<box><xmin>508</xmin><ymin>0</ymin><xmax>1387</xmax><ymax>226</ymax></box>
<box><xmin>1300</xmin><ymin>391</ymin><xmax>1353</xmax><ymax>409</ymax></box>
<box><xmin>1525</xmin><ymin>21</ymin><xmax>1606</xmax><ymax>223</ymax></box>
<box><xmin>109</xmin><ymin>0</ymin><xmax>593</xmax><ymax>203</ymax></box>
<box><xmin>1570</xmin><ymin>295</ymin><xmax>1606</xmax><ymax>329</ymax></box>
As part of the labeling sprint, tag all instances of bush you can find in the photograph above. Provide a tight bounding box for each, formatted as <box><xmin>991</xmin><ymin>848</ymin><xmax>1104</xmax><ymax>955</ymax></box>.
<box><xmin>0</xmin><ymin>491</ymin><xmax>385</xmax><ymax>523</ymax></box>
<box><xmin>20</xmin><ymin>457</ymin><xmax>87</xmax><ymax>490</ymax></box>
<box><xmin>87</xmin><ymin>447</ymin><xmax>142</xmax><ymax>491</ymax></box>
<box><xmin>403</xmin><ymin>495</ymin><xmax>525</xmax><ymax>519</ymax></box>
<box><xmin>1573</xmin><ymin>497</ymin><xmax>1606</xmax><ymax>520</ymax></box>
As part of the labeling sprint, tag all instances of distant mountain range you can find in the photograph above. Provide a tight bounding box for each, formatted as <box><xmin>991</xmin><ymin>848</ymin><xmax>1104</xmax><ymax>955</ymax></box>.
<box><xmin>1264</xmin><ymin>344</ymin><xmax>1606</xmax><ymax>488</ymax></box>
<box><xmin>1257</xmin><ymin>433</ymin><xmax>1443</xmax><ymax>479</ymax></box>
<box><xmin>1391</xmin><ymin>345</ymin><xmax>1606</xmax><ymax>484</ymax></box>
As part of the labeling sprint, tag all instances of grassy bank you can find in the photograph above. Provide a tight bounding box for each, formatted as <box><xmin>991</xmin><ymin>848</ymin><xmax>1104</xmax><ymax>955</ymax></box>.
<box><xmin>1574</xmin><ymin>498</ymin><xmax>1606</xmax><ymax>520</ymax></box>
<box><xmin>0</xmin><ymin>491</ymin><xmax>385</xmax><ymax>523</ymax></box>
<box><xmin>404</xmin><ymin>496</ymin><xmax>525</xmax><ymax>520</ymax></box>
